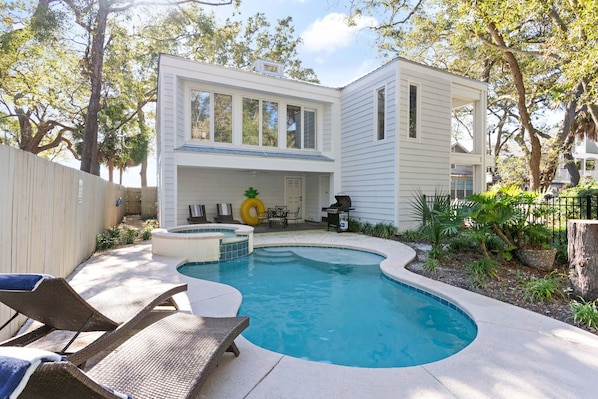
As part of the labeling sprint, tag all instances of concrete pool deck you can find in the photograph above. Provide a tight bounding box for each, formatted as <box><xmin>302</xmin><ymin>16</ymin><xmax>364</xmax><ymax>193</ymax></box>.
<box><xmin>69</xmin><ymin>229</ymin><xmax>598</xmax><ymax>399</ymax></box>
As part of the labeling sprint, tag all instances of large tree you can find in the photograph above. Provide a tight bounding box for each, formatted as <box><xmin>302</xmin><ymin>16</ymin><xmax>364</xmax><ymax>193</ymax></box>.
<box><xmin>349</xmin><ymin>0</ymin><xmax>598</xmax><ymax>189</ymax></box>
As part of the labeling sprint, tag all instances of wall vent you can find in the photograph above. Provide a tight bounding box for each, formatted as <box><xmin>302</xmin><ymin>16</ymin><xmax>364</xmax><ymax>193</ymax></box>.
<box><xmin>251</xmin><ymin>59</ymin><xmax>285</xmax><ymax>78</ymax></box>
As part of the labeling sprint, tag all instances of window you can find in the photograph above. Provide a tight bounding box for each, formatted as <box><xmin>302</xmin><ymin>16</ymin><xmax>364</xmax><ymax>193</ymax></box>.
<box><xmin>409</xmin><ymin>84</ymin><xmax>418</xmax><ymax>139</ymax></box>
<box><xmin>262</xmin><ymin>101</ymin><xmax>278</xmax><ymax>147</ymax></box>
<box><xmin>376</xmin><ymin>87</ymin><xmax>385</xmax><ymax>140</ymax></box>
<box><xmin>191</xmin><ymin>90</ymin><xmax>210</xmax><ymax>141</ymax></box>
<box><xmin>287</xmin><ymin>105</ymin><xmax>316</xmax><ymax>149</ymax></box>
<box><xmin>242</xmin><ymin>98</ymin><xmax>259</xmax><ymax>145</ymax></box>
<box><xmin>451</xmin><ymin>177</ymin><xmax>473</xmax><ymax>200</ymax></box>
<box><xmin>190</xmin><ymin>89</ymin><xmax>232</xmax><ymax>143</ymax></box>
<box><xmin>243</xmin><ymin>98</ymin><xmax>279</xmax><ymax>147</ymax></box>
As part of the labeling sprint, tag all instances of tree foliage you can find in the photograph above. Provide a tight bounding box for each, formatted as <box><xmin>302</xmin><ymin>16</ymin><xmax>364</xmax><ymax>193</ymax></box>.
<box><xmin>0</xmin><ymin>0</ymin><xmax>318</xmax><ymax>186</ymax></box>
<box><xmin>349</xmin><ymin>0</ymin><xmax>598</xmax><ymax>190</ymax></box>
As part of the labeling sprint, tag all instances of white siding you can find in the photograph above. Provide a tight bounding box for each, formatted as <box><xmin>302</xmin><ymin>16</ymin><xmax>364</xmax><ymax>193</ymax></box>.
<box><xmin>340</xmin><ymin>61</ymin><xmax>398</xmax><ymax>225</ymax></box>
<box><xmin>157</xmin><ymin>71</ymin><xmax>177</xmax><ymax>227</ymax></box>
<box><xmin>397</xmin><ymin>63</ymin><xmax>452</xmax><ymax>231</ymax></box>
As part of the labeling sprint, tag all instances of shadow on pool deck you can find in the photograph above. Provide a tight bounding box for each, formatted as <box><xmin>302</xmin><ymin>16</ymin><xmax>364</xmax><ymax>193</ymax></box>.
<box><xmin>68</xmin><ymin>230</ymin><xmax>598</xmax><ymax>399</ymax></box>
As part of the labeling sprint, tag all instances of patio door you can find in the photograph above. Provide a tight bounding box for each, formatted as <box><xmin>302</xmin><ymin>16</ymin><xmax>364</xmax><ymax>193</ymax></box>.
<box><xmin>285</xmin><ymin>177</ymin><xmax>303</xmax><ymax>218</ymax></box>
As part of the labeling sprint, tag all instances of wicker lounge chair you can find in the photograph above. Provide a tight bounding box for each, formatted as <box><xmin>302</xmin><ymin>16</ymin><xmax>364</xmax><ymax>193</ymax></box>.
<box><xmin>214</xmin><ymin>203</ymin><xmax>241</xmax><ymax>224</ymax></box>
<box><xmin>187</xmin><ymin>204</ymin><xmax>208</xmax><ymax>224</ymax></box>
<box><xmin>0</xmin><ymin>274</ymin><xmax>186</xmax><ymax>366</ymax></box>
<box><xmin>19</xmin><ymin>312</ymin><xmax>250</xmax><ymax>399</ymax></box>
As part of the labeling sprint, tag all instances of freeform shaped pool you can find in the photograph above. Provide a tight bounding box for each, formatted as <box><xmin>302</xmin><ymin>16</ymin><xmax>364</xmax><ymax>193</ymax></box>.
<box><xmin>178</xmin><ymin>246</ymin><xmax>477</xmax><ymax>368</ymax></box>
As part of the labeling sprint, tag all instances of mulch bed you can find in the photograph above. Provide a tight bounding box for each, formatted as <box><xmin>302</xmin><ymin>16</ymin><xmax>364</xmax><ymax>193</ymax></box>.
<box><xmin>401</xmin><ymin>240</ymin><xmax>598</xmax><ymax>336</ymax></box>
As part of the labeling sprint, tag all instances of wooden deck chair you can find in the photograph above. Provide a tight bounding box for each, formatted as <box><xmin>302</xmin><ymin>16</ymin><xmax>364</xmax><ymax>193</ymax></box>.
<box><xmin>0</xmin><ymin>274</ymin><xmax>186</xmax><ymax>367</ymax></box>
<box><xmin>19</xmin><ymin>313</ymin><xmax>250</xmax><ymax>399</ymax></box>
<box><xmin>187</xmin><ymin>204</ymin><xmax>208</xmax><ymax>224</ymax></box>
<box><xmin>214</xmin><ymin>203</ymin><xmax>241</xmax><ymax>224</ymax></box>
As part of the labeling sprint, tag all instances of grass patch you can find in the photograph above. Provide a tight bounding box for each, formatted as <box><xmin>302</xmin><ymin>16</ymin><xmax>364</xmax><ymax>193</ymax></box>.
<box><xmin>522</xmin><ymin>272</ymin><xmax>564</xmax><ymax>303</ymax></box>
<box><xmin>570</xmin><ymin>298</ymin><xmax>598</xmax><ymax>329</ymax></box>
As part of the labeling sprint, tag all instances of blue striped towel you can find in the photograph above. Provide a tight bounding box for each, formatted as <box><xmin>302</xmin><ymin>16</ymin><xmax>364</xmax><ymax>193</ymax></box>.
<box><xmin>0</xmin><ymin>347</ymin><xmax>62</xmax><ymax>399</ymax></box>
<box><xmin>0</xmin><ymin>274</ymin><xmax>53</xmax><ymax>292</ymax></box>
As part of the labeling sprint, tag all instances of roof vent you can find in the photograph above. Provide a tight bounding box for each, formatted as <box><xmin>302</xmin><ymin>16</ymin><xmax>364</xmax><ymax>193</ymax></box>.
<box><xmin>251</xmin><ymin>58</ymin><xmax>285</xmax><ymax>78</ymax></box>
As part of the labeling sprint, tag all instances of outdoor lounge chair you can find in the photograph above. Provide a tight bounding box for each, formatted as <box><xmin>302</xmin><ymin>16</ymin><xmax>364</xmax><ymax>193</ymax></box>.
<box><xmin>0</xmin><ymin>274</ymin><xmax>186</xmax><ymax>366</ymax></box>
<box><xmin>16</xmin><ymin>312</ymin><xmax>250</xmax><ymax>399</ymax></box>
<box><xmin>214</xmin><ymin>203</ymin><xmax>241</xmax><ymax>224</ymax></box>
<box><xmin>187</xmin><ymin>204</ymin><xmax>208</xmax><ymax>224</ymax></box>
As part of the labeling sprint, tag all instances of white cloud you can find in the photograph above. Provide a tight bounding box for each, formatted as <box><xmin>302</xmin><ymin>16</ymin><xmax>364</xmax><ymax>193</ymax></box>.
<box><xmin>301</xmin><ymin>13</ymin><xmax>378</xmax><ymax>54</ymax></box>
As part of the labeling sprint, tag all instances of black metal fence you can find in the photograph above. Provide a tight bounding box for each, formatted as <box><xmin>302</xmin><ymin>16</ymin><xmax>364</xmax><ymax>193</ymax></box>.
<box><xmin>537</xmin><ymin>195</ymin><xmax>598</xmax><ymax>245</ymax></box>
<box><xmin>424</xmin><ymin>194</ymin><xmax>598</xmax><ymax>245</ymax></box>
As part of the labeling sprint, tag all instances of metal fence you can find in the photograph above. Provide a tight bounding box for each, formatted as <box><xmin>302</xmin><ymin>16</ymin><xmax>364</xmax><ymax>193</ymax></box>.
<box><xmin>423</xmin><ymin>193</ymin><xmax>598</xmax><ymax>245</ymax></box>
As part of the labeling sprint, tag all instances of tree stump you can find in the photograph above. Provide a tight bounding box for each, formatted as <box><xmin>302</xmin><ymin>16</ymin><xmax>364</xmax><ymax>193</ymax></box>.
<box><xmin>568</xmin><ymin>220</ymin><xmax>598</xmax><ymax>301</ymax></box>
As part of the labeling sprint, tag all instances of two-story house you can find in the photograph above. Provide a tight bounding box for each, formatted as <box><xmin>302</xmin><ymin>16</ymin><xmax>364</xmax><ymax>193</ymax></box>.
<box><xmin>156</xmin><ymin>54</ymin><xmax>488</xmax><ymax>230</ymax></box>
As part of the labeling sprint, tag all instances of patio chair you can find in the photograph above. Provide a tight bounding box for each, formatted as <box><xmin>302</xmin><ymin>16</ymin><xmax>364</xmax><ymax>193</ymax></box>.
<box><xmin>18</xmin><ymin>312</ymin><xmax>250</xmax><ymax>399</ymax></box>
<box><xmin>268</xmin><ymin>205</ymin><xmax>288</xmax><ymax>228</ymax></box>
<box><xmin>187</xmin><ymin>204</ymin><xmax>208</xmax><ymax>224</ymax></box>
<box><xmin>286</xmin><ymin>206</ymin><xmax>301</xmax><ymax>226</ymax></box>
<box><xmin>214</xmin><ymin>203</ymin><xmax>241</xmax><ymax>224</ymax></box>
<box><xmin>0</xmin><ymin>274</ymin><xmax>186</xmax><ymax>367</ymax></box>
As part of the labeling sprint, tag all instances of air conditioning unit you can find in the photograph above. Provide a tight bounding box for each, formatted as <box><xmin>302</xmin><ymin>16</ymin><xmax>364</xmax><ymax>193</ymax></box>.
<box><xmin>251</xmin><ymin>59</ymin><xmax>285</xmax><ymax>78</ymax></box>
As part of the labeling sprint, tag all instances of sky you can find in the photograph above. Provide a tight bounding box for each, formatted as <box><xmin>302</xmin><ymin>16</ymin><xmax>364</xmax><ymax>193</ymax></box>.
<box><xmin>60</xmin><ymin>0</ymin><xmax>383</xmax><ymax>187</ymax></box>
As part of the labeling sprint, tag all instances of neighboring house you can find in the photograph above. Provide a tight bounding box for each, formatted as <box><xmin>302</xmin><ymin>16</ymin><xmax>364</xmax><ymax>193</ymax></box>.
<box><xmin>156</xmin><ymin>54</ymin><xmax>488</xmax><ymax>231</ymax></box>
<box><xmin>450</xmin><ymin>143</ymin><xmax>474</xmax><ymax>199</ymax></box>
<box><xmin>552</xmin><ymin>136</ymin><xmax>598</xmax><ymax>189</ymax></box>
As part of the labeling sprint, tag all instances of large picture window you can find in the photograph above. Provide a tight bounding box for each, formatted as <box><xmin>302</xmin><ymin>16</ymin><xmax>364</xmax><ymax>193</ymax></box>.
<box><xmin>287</xmin><ymin>105</ymin><xmax>316</xmax><ymax>149</ymax></box>
<box><xmin>191</xmin><ymin>89</ymin><xmax>232</xmax><ymax>143</ymax></box>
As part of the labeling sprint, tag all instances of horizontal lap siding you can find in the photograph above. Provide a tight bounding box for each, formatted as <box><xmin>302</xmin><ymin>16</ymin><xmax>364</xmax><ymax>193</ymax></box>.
<box><xmin>157</xmin><ymin>71</ymin><xmax>177</xmax><ymax>227</ymax></box>
<box><xmin>397</xmin><ymin>66</ymin><xmax>452</xmax><ymax>230</ymax></box>
<box><xmin>340</xmin><ymin>62</ymin><xmax>398</xmax><ymax>225</ymax></box>
<box><xmin>177</xmin><ymin>168</ymin><xmax>280</xmax><ymax>225</ymax></box>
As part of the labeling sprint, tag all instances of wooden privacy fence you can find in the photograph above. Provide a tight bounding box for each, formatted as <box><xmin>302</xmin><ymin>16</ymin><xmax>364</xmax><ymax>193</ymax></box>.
<box><xmin>125</xmin><ymin>187</ymin><xmax>157</xmax><ymax>218</ymax></box>
<box><xmin>0</xmin><ymin>145</ymin><xmax>125</xmax><ymax>340</ymax></box>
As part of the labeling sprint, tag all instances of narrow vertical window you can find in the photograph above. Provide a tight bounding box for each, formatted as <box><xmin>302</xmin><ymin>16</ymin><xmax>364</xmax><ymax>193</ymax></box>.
<box><xmin>376</xmin><ymin>87</ymin><xmax>385</xmax><ymax>140</ymax></box>
<box><xmin>262</xmin><ymin>101</ymin><xmax>279</xmax><ymax>147</ymax></box>
<box><xmin>287</xmin><ymin>105</ymin><xmax>301</xmax><ymax>149</ymax></box>
<box><xmin>214</xmin><ymin>93</ymin><xmax>232</xmax><ymax>143</ymax></box>
<box><xmin>191</xmin><ymin>90</ymin><xmax>210</xmax><ymax>141</ymax></box>
<box><xmin>242</xmin><ymin>97</ymin><xmax>259</xmax><ymax>145</ymax></box>
<box><xmin>409</xmin><ymin>84</ymin><xmax>418</xmax><ymax>139</ymax></box>
<box><xmin>303</xmin><ymin>109</ymin><xmax>316</xmax><ymax>149</ymax></box>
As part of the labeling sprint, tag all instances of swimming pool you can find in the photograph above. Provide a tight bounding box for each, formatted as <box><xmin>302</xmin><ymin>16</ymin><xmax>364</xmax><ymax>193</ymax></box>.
<box><xmin>178</xmin><ymin>246</ymin><xmax>477</xmax><ymax>368</ymax></box>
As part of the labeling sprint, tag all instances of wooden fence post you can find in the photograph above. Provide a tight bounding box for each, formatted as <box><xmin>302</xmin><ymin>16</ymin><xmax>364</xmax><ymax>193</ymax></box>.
<box><xmin>568</xmin><ymin>220</ymin><xmax>598</xmax><ymax>301</ymax></box>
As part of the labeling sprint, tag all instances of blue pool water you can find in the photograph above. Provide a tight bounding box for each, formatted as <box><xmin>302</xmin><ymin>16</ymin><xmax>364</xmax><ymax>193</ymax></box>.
<box><xmin>178</xmin><ymin>246</ymin><xmax>477</xmax><ymax>368</ymax></box>
<box><xmin>173</xmin><ymin>228</ymin><xmax>237</xmax><ymax>238</ymax></box>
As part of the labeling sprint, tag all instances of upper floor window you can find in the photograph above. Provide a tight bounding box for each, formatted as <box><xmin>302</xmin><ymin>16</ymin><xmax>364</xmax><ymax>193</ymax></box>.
<box><xmin>409</xmin><ymin>84</ymin><xmax>418</xmax><ymax>139</ymax></box>
<box><xmin>191</xmin><ymin>89</ymin><xmax>232</xmax><ymax>143</ymax></box>
<box><xmin>376</xmin><ymin>87</ymin><xmax>385</xmax><ymax>140</ymax></box>
<box><xmin>242</xmin><ymin>98</ymin><xmax>279</xmax><ymax>147</ymax></box>
<box><xmin>287</xmin><ymin>105</ymin><xmax>316</xmax><ymax>149</ymax></box>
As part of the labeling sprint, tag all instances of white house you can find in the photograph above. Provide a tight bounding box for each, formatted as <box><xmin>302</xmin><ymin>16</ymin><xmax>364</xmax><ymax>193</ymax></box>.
<box><xmin>552</xmin><ymin>136</ymin><xmax>598</xmax><ymax>188</ymax></box>
<box><xmin>156</xmin><ymin>54</ymin><xmax>488</xmax><ymax>231</ymax></box>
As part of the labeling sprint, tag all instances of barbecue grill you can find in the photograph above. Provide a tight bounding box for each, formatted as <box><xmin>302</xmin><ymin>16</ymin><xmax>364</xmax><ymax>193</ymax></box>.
<box><xmin>323</xmin><ymin>195</ymin><xmax>354</xmax><ymax>232</ymax></box>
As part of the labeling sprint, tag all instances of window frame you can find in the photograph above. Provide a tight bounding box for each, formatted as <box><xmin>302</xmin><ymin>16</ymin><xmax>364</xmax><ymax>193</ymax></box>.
<box><xmin>188</xmin><ymin>86</ymin><xmax>234</xmax><ymax>144</ymax></box>
<box><xmin>286</xmin><ymin>104</ymin><xmax>317</xmax><ymax>150</ymax></box>
<box><xmin>375</xmin><ymin>86</ymin><xmax>386</xmax><ymax>141</ymax></box>
<box><xmin>408</xmin><ymin>82</ymin><xmax>420</xmax><ymax>141</ymax></box>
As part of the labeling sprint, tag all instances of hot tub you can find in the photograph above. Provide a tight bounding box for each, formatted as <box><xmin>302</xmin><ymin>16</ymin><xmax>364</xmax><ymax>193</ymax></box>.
<box><xmin>151</xmin><ymin>224</ymin><xmax>253</xmax><ymax>263</ymax></box>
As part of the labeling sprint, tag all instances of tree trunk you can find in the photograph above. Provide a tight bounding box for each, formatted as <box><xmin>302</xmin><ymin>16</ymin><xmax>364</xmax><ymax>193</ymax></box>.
<box><xmin>568</xmin><ymin>220</ymin><xmax>598</xmax><ymax>301</ymax></box>
<box><xmin>80</xmin><ymin>2</ymin><xmax>108</xmax><ymax>175</ymax></box>
<box><xmin>140</xmin><ymin>158</ymin><xmax>148</xmax><ymax>188</ymax></box>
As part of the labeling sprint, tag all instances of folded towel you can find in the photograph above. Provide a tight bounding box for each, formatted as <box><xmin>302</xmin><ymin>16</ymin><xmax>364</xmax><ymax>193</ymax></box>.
<box><xmin>0</xmin><ymin>274</ymin><xmax>53</xmax><ymax>292</ymax></box>
<box><xmin>0</xmin><ymin>347</ymin><xmax>62</xmax><ymax>399</ymax></box>
<box><xmin>220</xmin><ymin>203</ymin><xmax>231</xmax><ymax>215</ymax></box>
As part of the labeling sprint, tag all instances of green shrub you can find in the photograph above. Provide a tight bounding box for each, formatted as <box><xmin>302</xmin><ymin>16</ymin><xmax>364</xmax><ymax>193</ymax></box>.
<box><xmin>120</xmin><ymin>226</ymin><xmax>138</xmax><ymax>245</ymax></box>
<box><xmin>522</xmin><ymin>272</ymin><xmax>564</xmax><ymax>303</ymax></box>
<box><xmin>372</xmin><ymin>222</ymin><xmax>396</xmax><ymax>239</ymax></box>
<box><xmin>396</xmin><ymin>229</ymin><xmax>424</xmax><ymax>241</ymax></box>
<box><xmin>466</xmin><ymin>258</ymin><xmax>497</xmax><ymax>287</ymax></box>
<box><xmin>447</xmin><ymin>232</ymin><xmax>479</xmax><ymax>252</ymax></box>
<box><xmin>570</xmin><ymin>298</ymin><xmax>598</xmax><ymax>329</ymax></box>
<box><xmin>96</xmin><ymin>227</ymin><xmax>120</xmax><ymax>251</ymax></box>
<box><xmin>423</xmin><ymin>258</ymin><xmax>439</xmax><ymax>272</ymax></box>
<box><xmin>361</xmin><ymin>222</ymin><xmax>375</xmax><ymax>236</ymax></box>
<box><xmin>348</xmin><ymin>218</ymin><xmax>362</xmax><ymax>233</ymax></box>
<box><xmin>141</xmin><ymin>219</ymin><xmax>158</xmax><ymax>241</ymax></box>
